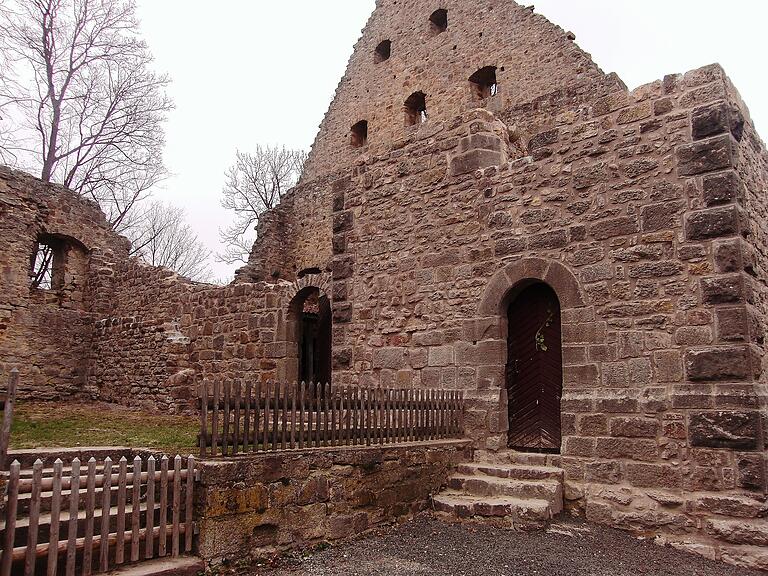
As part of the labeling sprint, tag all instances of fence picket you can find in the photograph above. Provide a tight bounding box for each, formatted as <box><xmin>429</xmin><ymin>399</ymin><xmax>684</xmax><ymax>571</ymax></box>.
<box><xmin>234</xmin><ymin>381</ymin><xmax>241</xmax><ymax>452</ymax></box>
<box><xmin>315</xmin><ymin>382</ymin><xmax>322</xmax><ymax>448</ymax></box>
<box><xmin>185</xmin><ymin>456</ymin><xmax>195</xmax><ymax>553</ymax></box>
<box><xmin>116</xmin><ymin>457</ymin><xmax>127</xmax><ymax>565</ymax></box>
<box><xmin>64</xmin><ymin>458</ymin><xmax>80</xmax><ymax>576</ymax></box>
<box><xmin>98</xmin><ymin>457</ymin><xmax>113</xmax><ymax>572</ymax></box>
<box><xmin>290</xmin><ymin>383</ymin><xmax>297</xmax><ymax>450</ymax></box>
<box><xmin>1</xmin><ymin>460</ymin><xmax>19</xmax><ymax>576</ymax></box>
<box><xmin>199</xmin><ymin>382</ymin><xmax>208</xmax><ymax>458</ymax></box>
<box><xmin>46</xmin><ymin>459</ymin><xmax>63</xmax><ymax>576</ymax></box>
<box><xmin>328</xmin><ymin>386</ymin><xmax>337</xmax><ymax>446</ymax></box>
<box><xmin>298</xmin><ymin>382</ymin><xmax>306</xmax><ymax>449</ymax></box>
<box><xmin>282</xmin><ymin>382</ymin><xmax>288</xmax><ymax>450</ymax></box>
<box><xmin>212</xmin><ymin>381</ymin><xmax>220</xmax><ymax>457</ymax></box>
<box><xmin>172</xmin><ymin>456</ymin><xmax>182</xmax><ymax>557</ymax></box>
<box><xmin>273</xmin><ymin>382</ymin><xmax>280</xmax><ymax>451</ymax></box>
<box><xmin>223</xmin><ymin>381</ymin><xmax>231</xmax><ymax>456</ymax></box>
<box><xmin>254</xmin><ymin>381</ymin><xmax>262</xmax><ymax>452</ymax></box>
<box><xmin>83</xmin><ymin>458</ymin><xmax>97</xmax><ymax>575</ymax></box>
<box><xmin>145</xmin><ymin>456</ymin><xmax>156</xmax><ymax>560</ymax></box>
<box><xmin>244</xmin><ymin>382</ymin><xmax>252</xmax><ymax>452</ymax></box>
<box><xmin>0</xmin><ymin>370</ymin><xmax>18</xmax><ymax>470</ymax></box>
<box><xmin>131</xmin><ymin>455</ymin><xmax>142</xmax><ymax>562</ymax></box>
<box><xmin>263</xmin><ymin>382</ymin><xmax>272</xmax><ymax>452</ymax></box>
<box><xmin>24</xmin><ymin>459</ymin><xmax>42</xmax><ymax>576</ymax></box>
<box><xmin>322</xmin><ymin>383</ymin><xmax>329</xmax><ymax>447</ymax></box>
<box><xmin>158</xmin><ymin>456</ymin><xmax>168</xmax><ymax>557</ymax></box>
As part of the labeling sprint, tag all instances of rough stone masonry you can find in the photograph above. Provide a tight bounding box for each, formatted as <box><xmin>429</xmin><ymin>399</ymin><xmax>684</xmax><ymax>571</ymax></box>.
<box><xmin>0</xmin><ymin>0</ymin><xmax>766</xmax><ymax>570</ymax></box>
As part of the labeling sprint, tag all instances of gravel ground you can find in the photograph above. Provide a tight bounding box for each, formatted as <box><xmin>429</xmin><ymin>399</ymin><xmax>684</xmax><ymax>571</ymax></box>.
<box><xmin>253</xmin><ymin>515</ymin><xmax>762</xmax><ymax>576</ymax></box>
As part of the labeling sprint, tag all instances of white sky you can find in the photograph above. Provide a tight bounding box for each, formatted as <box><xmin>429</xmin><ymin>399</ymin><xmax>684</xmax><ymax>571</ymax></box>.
<box><xmin>134</xmin><ymin>1</ymin><xmax>768</xmax><ymax>282</ymax></box>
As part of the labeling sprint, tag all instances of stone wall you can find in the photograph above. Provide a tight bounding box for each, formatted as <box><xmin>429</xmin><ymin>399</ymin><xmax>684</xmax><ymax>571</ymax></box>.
<box><xmin>195</xmin><ymin>440</ymin><xmax>471</xmax><ymax>567</ymax></box>
<box><xmin>236</xmin><ymin>173</ymin><xmax>338</xmax><ymax>284</ymax></box>
<box><xmin>302</xmin><ymin>0</ymin><xmax>620</xmax><ymax>181</ymax></box>
<box><xmin>317</xmin><ymin>60</ymin><xmax>768</xmax><ymax>567</ymax></box>
<box><xmin>0</xmin><ymin>167</ymin><xmax>130</xmax><ymax>399</ymax></box>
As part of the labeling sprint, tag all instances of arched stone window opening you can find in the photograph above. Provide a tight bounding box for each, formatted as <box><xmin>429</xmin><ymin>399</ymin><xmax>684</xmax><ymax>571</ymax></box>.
<box><xmin>350</xmin><ymin>120</ymin><xmax>369</xmax><ymax>148</ymax></box>
<box><xmin>287</xmin><ymin>287</ymin><xmax>332</xmax><ymax>385</ymax></box>
<box><xmin>374</xmin><ymin>40</ymin><xmax>392</xmax><ymax>63</ymax></box>
<box><xmin>404</xmin><ymin>91</ymin><xmax>428</xmax><ymax>127</ymax></box>
<box><xmin>469</xmin><ymin>66</ymin><xmax>498</xmax><ymax>102</ymax></box>
<box><xmin>429</xmin><ymin>9</ymin><xmax>448</xmax><ymax>35</ymax></box>
<box><xmin>29</xmin><ymin>234</ymin><xmax>87</xmax><ymax>291</ymax></box>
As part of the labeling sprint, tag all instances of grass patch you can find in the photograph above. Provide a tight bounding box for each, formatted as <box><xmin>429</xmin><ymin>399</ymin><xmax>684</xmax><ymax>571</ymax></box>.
<box><xmin>10</xmin><ymin>401</ymin><xmax>199</xmax><ymax>454</ymax></box>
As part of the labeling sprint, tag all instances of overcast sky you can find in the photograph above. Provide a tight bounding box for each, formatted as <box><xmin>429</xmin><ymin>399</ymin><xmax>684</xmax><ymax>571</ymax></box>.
<box><xmin>133</xmin><ymin>1</ymin><xmax>768</xmax><ymax>282</ymax></box>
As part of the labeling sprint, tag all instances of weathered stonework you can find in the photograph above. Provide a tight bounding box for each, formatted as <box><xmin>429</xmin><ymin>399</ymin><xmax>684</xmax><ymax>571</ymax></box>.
<box><xmin>1</xmin><ymin>0</ymin><xmax>767</xmax><ymax>570</ymax></box>
<box><xmin>196</xmin><ymin>441</ymin><xmax>471</xmax><ymax>566</ymax></box>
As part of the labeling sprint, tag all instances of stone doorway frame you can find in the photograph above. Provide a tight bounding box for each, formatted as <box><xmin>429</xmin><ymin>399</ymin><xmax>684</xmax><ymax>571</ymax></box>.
<box><xmin>474</xmin><ymin>258</ymin><xmax>586</xmax><ymax>450</ymax></box>
<box><xmin>281</xmin><ymin>273</ymin><xmax>333</xmax><ymax>385</ymax></box>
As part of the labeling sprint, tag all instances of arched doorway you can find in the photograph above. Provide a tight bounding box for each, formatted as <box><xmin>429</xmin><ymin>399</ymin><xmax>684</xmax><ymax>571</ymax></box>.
<box><xmin>506</xmin><ymin>282</ymin><xmax>563</xmax><ymax>453</ymax></box>
<box><xmin>289</xmin><ymin>287</ymin><xmax>332</xmax><ymax>385</ymax></box>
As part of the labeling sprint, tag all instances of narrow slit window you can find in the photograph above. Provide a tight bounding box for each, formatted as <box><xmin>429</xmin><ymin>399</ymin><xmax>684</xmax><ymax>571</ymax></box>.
<box><xmin>469</xmin><ymin>66</ymin><xmax>499</xmax><ymax>102</ymax></box>
<box><xmin>351</xmin><ymin>120</ymin><xmax>369</xmax><ymax>148</ymax></box>
<box><xmin>429</xmin><ymin>9</ymin><xmax>448</xmax><ymax>35</ymax></box>
<box><xmin>374</xmin><ymin>40</ymin><xmax>392</xmax><ymax>63</ymax></box>
<box><xmin>404</xmin><ymin>91</ymin><xmax>428</xmax><ymax>127</ymax></box>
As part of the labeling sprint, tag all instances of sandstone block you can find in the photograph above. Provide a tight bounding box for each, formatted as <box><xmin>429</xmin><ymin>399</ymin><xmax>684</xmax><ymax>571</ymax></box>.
<box><xmin>590</xmin><ymin>217</ymin><xmax>638</xmax><ymax>240</ymax></box>
<box><xmin>689</xmin><ymin>411</ymin><xmax>760</xmax><ymax>449</ymax></box>
<box><xmin>573</xmin><ymin>162</ymin><xmax>609</xmax><ymax>189</ymax></box>
<box><xmin>702</xmin><ymin>170</ymin><xmax>742</xmax><ymax>206</ymax></box>
<box><xmin>692</xmin><ymin>101</ymin><xmax>744</xmax><ymax>141</ymax></box>
<box><xmin>641</xmin><ymin>201</ymin><xmax>685</xmax><ymax>232</ymax></box>
<box><xmin>449</xmin><ymin>149</ymin><xmax>502</xmax><ymax>176</ymax></box>
<box><xmin>685</xmin><ymin>206</ymin><xmax>740</xmax><ymax>240</ymax></box>
<box><xmin>685</xmin><ymin>347</ymin><xmax>749</xmax><ymax>381</ymax></box>
<box><xmin>610</xmin><ymin>417</ymin><xmax>661</xmax><ymax>439</ymax></box>
<box><xmin>701</xmin><ymin>275</ymin><xmax>745</xmax><ymax>304</ymax></box>
<box><xmin>677</xmin><ymin>134</ymin><xmax>735</xmax><ymax>176</ymax></box>
<box><xmin>528</xmin><ymin>129</ymin><xmax>559</xmax><ymax>150</ymax></box>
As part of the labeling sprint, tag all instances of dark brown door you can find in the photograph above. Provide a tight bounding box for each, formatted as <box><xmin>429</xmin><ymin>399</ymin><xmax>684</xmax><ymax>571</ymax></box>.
<box><xmin>506</xmin><ymin>283</ymin><xmax>563</xmax><ymax>452</ymax></box>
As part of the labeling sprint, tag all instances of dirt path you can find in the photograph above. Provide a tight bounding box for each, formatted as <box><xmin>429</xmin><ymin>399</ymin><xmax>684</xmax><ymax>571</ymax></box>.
<box><xmin>254</xmin><ymin>516</ymin><xmax>762</xmax><ymax>576</ymax></box>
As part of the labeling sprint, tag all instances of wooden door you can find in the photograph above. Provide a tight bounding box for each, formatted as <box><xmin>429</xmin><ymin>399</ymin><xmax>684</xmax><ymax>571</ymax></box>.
<box><xmin>506</xmin><ymin>283</ymin><xmax>563</xmax><ymax>452</ymax></box>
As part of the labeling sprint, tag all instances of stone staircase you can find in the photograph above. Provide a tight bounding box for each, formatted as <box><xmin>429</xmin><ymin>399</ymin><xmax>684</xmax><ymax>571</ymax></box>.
<box><xmin>432</xmin><ymin>451</ymin><xmax>565</xmax><ymax>530</ymax></box>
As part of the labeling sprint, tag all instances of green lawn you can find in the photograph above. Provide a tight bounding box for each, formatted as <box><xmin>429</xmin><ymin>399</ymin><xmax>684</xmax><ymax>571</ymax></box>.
<box><xmin>9</xmin><ymin>401</ymin><xmax>199</xmax><ymax>454</ymax></box>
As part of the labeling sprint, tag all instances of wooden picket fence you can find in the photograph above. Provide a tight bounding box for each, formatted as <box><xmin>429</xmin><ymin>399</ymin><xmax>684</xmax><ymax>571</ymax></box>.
<box><xmin>1</xmin><ymin>454</ymin><xmax>195</xmax><ymax>576</ymax></box>
<box><xmin>198</xmin><ymin>382</ymin><xmax>465</xmax><ymax>457</ymax></box>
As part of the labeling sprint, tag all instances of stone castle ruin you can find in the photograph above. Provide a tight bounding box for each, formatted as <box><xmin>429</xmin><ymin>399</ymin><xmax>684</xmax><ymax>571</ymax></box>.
<box><xmin>1</xmin><ymin>0</ymin><xmax>767</xmax><ymax>570</ymax></box>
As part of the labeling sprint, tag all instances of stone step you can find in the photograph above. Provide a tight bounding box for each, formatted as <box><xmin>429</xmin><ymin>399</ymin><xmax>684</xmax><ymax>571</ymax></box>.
<box><xmin>474</xmin><ymin>450</ymin><xmax>561</xmax><ymax>467</ymax></box>
<box><xmin>447</xmin><ymin>475</ymin><xmax>563</xmax><ymax>510</ymax></box>
<box><xmin>432</xmin><ymin>492</ymin><xmax>553</xmax><ymax>528</ymax></box>
<box><xmin>457</xmin><ymin>462</ymin><xmax>563</xmax><ymax>481</ymax></box>
<box><xmin>104</xmin><ymin>556</ymin><xmax>204</xmax><ymax>576</ymax></box>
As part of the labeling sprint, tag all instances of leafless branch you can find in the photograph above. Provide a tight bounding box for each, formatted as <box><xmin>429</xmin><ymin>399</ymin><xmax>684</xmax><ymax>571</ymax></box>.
<box><xmin>0</xmin><ymin>0</ymin><xmax>173</xmax><ymax>229</ymax></box>
<box><xmin>218</xmin><ymin>145</ymin><xmax>306</xmax><ymax>266</ymax></box>
<box><xmin>126</xmin><ymin>201</ymin><xmax>213</xmax><ymax>283</ymax></box>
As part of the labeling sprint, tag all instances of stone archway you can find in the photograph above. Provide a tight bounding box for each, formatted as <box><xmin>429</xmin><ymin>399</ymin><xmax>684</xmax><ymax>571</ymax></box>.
<box><xmin>472</xmin><ymin>258</ymin><xmax>585</xmax><ymax>451</ymax></box>
<box><xmin>283</xmin><ymin>274</ymin><xmax>332</xmax><ymax>385</ymax></box>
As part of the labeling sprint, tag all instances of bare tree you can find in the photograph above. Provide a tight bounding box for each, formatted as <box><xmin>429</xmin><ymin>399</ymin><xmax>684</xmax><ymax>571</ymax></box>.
<box><xmin>219</xmin><ymin>145</ymin><xmax>306</xmax><ymax>265</ymax></box>
<box><xmin>0</xmin><ymin>0</ymin><xmax>172</xmax><ymax>232</ymax></box>
<box><xmin>128</xmin><ymin>202</ymin><xmax>213</xmax><ymax>283</ymax></box>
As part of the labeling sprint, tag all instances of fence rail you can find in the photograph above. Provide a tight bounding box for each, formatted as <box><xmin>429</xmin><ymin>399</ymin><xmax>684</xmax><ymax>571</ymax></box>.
<box><xmin>198</xmin><ymin>382</ymin><xmax>465</xmax><ymax>458</ymax></box>
<box><xmin>1</xmin><ymin>454</ymin><xmax>194</xmax><ymax>576</ymax></box>
<box><xmin>0</xmin><ymin>369</ymin><xmax>18</xmax><ymax>470</ymax></box>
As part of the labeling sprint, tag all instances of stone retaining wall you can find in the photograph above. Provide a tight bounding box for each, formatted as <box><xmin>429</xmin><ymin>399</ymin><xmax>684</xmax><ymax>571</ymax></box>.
<box><xmin>195</xmin><ymin>440</ymin><xmax>472</xmax><ymax>568</ymax></box>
